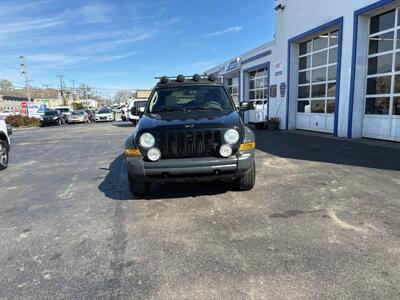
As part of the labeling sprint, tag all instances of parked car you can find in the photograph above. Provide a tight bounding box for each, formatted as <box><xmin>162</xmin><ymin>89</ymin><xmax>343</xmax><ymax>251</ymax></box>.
<box><xmin>0</xmin><ymin>110</ymin><xmax>16</xmax><ymax>117</ymax></box>
<box><xmin>41</xmin><ymin>110</ymin><xmax>64</xmax><ymax>126</ymax></box>
<box><xmin>6</xmin><ymin>123</ymin><xmax>12</xmax><ymax>135</ymax></box>
<box><xmin>68</xmin><ymin>110</ymin><xmax>89</xmax><ymax>124</ymax></box>
<box><xmin>84</xmin><ymin>109</ymin><xmax>95</xmax><ymax>122</ymax></box>
<box><xmin>54</xmin><ymin>107</ymin><xmax>73</xmax><ymax>122</ymax></box>
<box><xmin>124</xmin><ymin>74</ymin><xmax>255</xmax><ymax>196</ymax></box>
<box><xmin>95</xmin><ymin>108</ymin><xmax>115</xmax><ymax>122</ymax></box>
<box><xmin>0</xmin><ymin>118</ymin><xmax>10</xmax><ymax>170</ymax></box>
<box><xmin>127</xmin><ymin>99</ymin><xmax>147</xmax><ymax>125</ymax></box>
<box><xmin>121</xmin><ymin>106</ymin><xmax>127</xmax><ymax>121</ymax></box>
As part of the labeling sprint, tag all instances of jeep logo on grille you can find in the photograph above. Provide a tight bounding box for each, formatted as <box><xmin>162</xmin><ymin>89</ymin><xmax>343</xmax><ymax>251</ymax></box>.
<box><xmin>184</xmin><ymin>124</ymin><xmax>195</xmax><ymax>128</ymax></box>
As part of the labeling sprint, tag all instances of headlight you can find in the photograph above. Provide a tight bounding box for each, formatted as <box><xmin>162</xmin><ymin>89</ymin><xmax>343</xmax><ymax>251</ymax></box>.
<box><xmin>224</xmin><ymin>129</ymin><xmax>240</xmax><ymax>144</ymax></box>
<box><xmin>147</xmin><ymin>147</ymin><xmax>161</xmax><ymax>161</ymax></box>
<box><xmin>53</xmin><ymin>117</ymin><xmax>58</xmax><ymax>120</ymax></box>
<box><xmin>139</xmin><ymin>133</ymin><xmax>155</xmax><ymax>149</ymax></box>
<box><xmin>219</xmin><ymin>144</ymin><xmax>232</xmax><ymax>157</ymax></box>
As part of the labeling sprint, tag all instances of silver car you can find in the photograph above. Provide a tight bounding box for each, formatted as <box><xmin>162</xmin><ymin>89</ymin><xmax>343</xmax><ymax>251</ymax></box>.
<box><xmin>68</xmin><ymin>110</ymin><xmax>89</xmax><ymax>124</ymax></box>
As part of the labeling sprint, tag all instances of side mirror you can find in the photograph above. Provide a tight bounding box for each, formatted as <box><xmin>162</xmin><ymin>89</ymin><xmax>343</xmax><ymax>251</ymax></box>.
<box><xmin>239</xmin><ymin>102</ymin><xmax>250</xmax><ymax>111</ymax></box>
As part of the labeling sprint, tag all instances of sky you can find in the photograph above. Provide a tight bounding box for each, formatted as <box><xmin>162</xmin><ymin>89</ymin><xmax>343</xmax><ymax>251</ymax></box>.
<box><xmin>0</xmin><ymin>0</ymin><xmax>275</xmax><ymax>90</ymax></box>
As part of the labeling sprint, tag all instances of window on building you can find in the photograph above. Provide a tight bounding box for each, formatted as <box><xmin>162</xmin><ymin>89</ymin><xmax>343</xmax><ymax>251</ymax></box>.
<box><xmin>365</xmin><ymin>8</ymin><xmax>400</xmax><ymax>116</ymax></box>
<box><xmin>297</xmin><ymin>30</ymin><xmax>338</xmax><ymax>113</ymax></box>
<box><xmin>248</xmin><ymin>68</ymin><xmax>268</xmax><ymax>102</ymax></box>
<box><xmin>225</xmin><ymin>76</ymin><xmax>240</xmax><ymax>105</ymax></box>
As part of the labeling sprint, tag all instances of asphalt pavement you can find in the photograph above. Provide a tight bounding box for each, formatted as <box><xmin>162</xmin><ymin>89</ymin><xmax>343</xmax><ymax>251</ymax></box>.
<box><xmin>0</xmin><ymin>121</ymin><xmax>399</xmax><ymax>299</ymax></box>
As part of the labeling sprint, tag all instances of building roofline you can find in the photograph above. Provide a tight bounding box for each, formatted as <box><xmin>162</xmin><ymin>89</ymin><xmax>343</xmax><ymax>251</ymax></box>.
<box><xmin>205</xmin><ymin>39</ymin><xmax>275</xmax><ymax>74</ymax></box>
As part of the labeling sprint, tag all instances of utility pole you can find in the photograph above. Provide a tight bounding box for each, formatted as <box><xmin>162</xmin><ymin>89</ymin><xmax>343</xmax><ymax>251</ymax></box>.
<box><xmin>19</xmin><ymin>56</ymin><xmax>31</xmax><ymax>102</ymax></box>
<box><xmin>57</xmin><ymin>75</ymin><xmax>65</xmax><ymax>106</ymax></box>
<box><xmin>42</xmin><ymin>84</ymin><xmax>50</xmax><ymax>108</ymax></box>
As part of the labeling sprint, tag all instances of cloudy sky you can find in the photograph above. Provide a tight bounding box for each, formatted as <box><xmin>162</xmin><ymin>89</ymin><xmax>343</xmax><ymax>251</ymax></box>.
<box><xmin>0</xmin><ymin>0</ymin><xmax>275</xmax><ymax>89</ymax></box>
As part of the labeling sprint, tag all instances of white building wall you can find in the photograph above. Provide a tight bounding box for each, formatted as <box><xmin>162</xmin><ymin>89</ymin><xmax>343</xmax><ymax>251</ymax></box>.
<box><xmin>274</xmin><ymin>0</ymin><xmax>377</xmax><ymax>137</ymax></box>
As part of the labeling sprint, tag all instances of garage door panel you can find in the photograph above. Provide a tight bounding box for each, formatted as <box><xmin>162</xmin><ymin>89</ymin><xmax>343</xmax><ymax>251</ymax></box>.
<box><xmin>326</xmin><ymin>115</ymin><xmax>334</xmax><ymax>132</ymax></box>
<box><xmin>296</xmin><ymin>114</ymin><xmax>311</xmax><ymax>130</ymax></box>
<box><xmin>310</xmin><ymin>115</ymin><xmax>327</xmax><ymax>131</ymax></box>
<box><xmin>390</xmin><ymin>118</ymin><xmax>400</xmax><ymax>141</ymax></box>
<box><xmin>363</xmin><ymin>117</ymin><xmax>391</xmax><ymax>138</ymax></box>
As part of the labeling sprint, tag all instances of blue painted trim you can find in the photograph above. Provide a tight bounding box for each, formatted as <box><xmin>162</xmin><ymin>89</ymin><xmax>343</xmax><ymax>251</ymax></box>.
<box><xmin>334</xmin><ymin>18</ymin><xmax>343</xmax><ymax>137</ymax></box>
<box><xmin>347</xmin><ymin>0</ymin><xmax>395</xmax><ymax>138</ymax></box>
<box><xmin>286</xmin><ymin>42</ymin><xmax>291</xmax><ymax>130</ymax></box>
<box><xmin>285</xmin><ymin>17</ymin><xmax>344</xmax><ymax>135</ymax></box>
<box><xmin>241</xmin><ymin>50</ymin><xmax>272</xmax><ymax>65</ymax></box>
<box><xmin>242</xmin><ymin>61</ymin><xmax>270</xmax><ymax>73</ymax></box>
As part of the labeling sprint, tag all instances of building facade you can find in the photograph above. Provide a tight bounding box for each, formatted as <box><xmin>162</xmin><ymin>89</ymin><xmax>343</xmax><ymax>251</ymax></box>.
<box><xmin>206</xmin><ymin>0</ymin><xmax>400</xmax><ymax>142</ymax></box>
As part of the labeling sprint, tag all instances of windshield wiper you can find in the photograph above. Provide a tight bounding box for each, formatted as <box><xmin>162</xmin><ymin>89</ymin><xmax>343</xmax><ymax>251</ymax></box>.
<box><xmin>186</xmin><ymin>106</ymin><xmax>222</xmax><ymax>111</ymax></box>
<box><xmin>154</xmin><ymin>106</ymin><xmax>186</xmax><ymax>113</ymax></box>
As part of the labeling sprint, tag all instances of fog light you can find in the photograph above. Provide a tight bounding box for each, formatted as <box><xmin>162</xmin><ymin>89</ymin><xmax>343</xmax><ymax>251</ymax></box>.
<box><xmin>125</xmin><ymin>148</ymin><xmax>141</xmax><ymax>157</ymax></box>
<box><xmin>219</xmin><ymin>144</ymin><xmax>232</xmax><ymax>157</ymax></box>
<box><xmin>147</xmin><ymin>147</ymin><xmax>161</xmax><ymax>161</ymax></box>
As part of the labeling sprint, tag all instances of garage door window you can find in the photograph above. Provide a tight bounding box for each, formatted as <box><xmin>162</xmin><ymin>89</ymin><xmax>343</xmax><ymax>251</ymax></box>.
<box><xmin>226</xmin><ymin>77</ymin><xmax>240</xmax><ymax>105</ymax></box>
<box><xmin>248</xmin><ymin>68</ymin><xmax>268</xmax><ymax>101</ymax></box>
<box><xmin>365</xmin><ymin>8</ymin><xmax>400</xmax><ymax>116</ymax></box>
<box><xmin>297</xmin><ymin>30</ymin><xmax>338</xmax><ymax>113</ymax></box>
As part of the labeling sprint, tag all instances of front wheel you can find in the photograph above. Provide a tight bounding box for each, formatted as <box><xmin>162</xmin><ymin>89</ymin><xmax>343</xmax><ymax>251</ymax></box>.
<box><xmin>128</xmin><ymin>173</ymin><xmax>150</xmax><ymax>196</ymax></box>
<box><xmin>0</xmin><ymin>141</ymin><xmax>9</xmax><ymax>170</ymax></box>
<box><xmin>235</xmin><ymin>161</ymin><xmax>255</xmax><ymax>190</ymax></box>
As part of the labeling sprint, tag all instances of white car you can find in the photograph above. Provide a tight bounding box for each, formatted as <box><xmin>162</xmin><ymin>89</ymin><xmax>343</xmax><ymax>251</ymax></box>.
<box><xmin>95</xmin><ymin>108</ymin><xmax>115</xmax><ymax>122</ymax></box>
<box><xmin>54</xmin><ymin>107</ymin><xmax>73</xmax><ymax>122</ymax></box>
<box><xmin>0</xmin><ymin>118</ymin><xmax>10</xmax><ymax>170</ymax></box>
<box><xmin>127</xmin><ymin>99</ymin><xmax>147</xmax><ymax>125</ymax></box>
<box><xmin>0</xmin><ymin>110</ymin><xmax>16</xmax><ymax>117</ymax></box>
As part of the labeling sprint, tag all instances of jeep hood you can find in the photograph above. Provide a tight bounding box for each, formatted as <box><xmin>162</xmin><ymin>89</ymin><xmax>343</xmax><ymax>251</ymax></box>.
<box><xmin>137</xmin><ymin>111</ymin><xmax>242</xmax><ymax>132</ymax></box>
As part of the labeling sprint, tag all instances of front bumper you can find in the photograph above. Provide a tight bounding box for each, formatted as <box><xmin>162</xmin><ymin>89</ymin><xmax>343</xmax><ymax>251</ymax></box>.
<box><xmin>127</xmin><ymin>153</ymin><xmax>254</xmax><ymax>183</ymax></box>
<box><xmin>68</xmin><ymin>119</ymin><xmax>85</xmax><ymax>123</ymax></box>
<box><xmin>95</xmin><ymin>116</ymin><xmax>113</xmax><ymax>121</ymax></box>
<box><xmin>41</xmin><ymin>119</ymin><xmax>59</xmax><ymax>125</ymax></box>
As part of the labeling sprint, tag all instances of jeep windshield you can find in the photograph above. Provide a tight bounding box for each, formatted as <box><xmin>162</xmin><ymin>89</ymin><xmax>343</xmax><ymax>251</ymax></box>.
<box><xmin>146</xmin><ymin>86</ymin><xmax>235</xmax><ymax>115</ymax></box>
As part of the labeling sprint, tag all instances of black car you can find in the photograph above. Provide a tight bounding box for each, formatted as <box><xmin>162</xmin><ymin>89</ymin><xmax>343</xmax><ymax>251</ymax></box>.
<box><xmin>125</xmin><ymin>74</ymin><xmax>256</xmax><ymax>196</ymax></box>
<box><xmin>41</xmin><ymin>110</ymin><xmax>64</xmax><ymax>126</ymax></box>
<box><xmin>6</xmin><ymin>123</ymin><xmax>12</xmax><ymax>135</ymax></box>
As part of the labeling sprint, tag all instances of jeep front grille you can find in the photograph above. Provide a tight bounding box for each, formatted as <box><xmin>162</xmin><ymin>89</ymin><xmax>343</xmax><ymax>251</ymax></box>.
<box><xmin>157</xmin><ymin>130</ymin><xmax>222</xmax><ymax>159</ymax></box>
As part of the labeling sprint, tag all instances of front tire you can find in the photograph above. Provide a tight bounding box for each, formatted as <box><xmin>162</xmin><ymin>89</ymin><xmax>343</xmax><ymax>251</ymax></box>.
<box><xmin>235</xmin><ymin>161</ymin><xmax>255</xmax><ymax>190</ymax></box>
<box><xmin>128</xmin><ymin>173</ymin><xmax>150</xmax><ymax>196</ymax></box>
<box><xmin>0</xmin><ymin>141</ymin><xmax>9</xmax><ymax>170</ymax></box>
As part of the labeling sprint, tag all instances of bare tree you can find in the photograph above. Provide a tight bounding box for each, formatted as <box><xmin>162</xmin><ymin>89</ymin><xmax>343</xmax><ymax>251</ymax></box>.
<box><xmin>0</xmin><ymin>79</ymin><xmax>13</xmax><ymax>91</ymax></box>
<box><xmin>114</xmin><ymin>90</ymin><xmax>130</xmax><ymax>103</ymax></box>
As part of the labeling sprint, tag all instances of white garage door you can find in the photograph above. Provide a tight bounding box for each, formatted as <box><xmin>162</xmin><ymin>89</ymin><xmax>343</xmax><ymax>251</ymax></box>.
<box><xmin>296</xmin><ymin>30</ymin><xmax>338</xmax><ymax>133</ymax></box>
<box><xmin>363</xmin><ymin>9</ymin><xmax>400</xmax><ymax>142</ymax></box>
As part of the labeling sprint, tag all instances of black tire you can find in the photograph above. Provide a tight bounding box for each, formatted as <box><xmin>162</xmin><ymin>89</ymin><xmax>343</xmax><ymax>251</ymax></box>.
<box><xmin>128</xmin><ymin>173</ymin><xmax>150</xmax><ymax>196</ymax></box>
<box><xmin>255</xmin><ymin>122</ymin><xmax>264</xmax><ymax>129</ymax></box>
<box><xmin>235</xmin><ymin>161</ymin><xmax>255</xmax><ymax>190</ymax></box>
<box><xmin>0</xmin><ymin>140</ymin><xmax>9</xmax><ymax>170</ymax></box>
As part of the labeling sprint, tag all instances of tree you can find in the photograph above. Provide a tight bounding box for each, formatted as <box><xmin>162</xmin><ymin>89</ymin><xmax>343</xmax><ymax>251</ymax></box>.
<box><xmin>77</xmin><ymin>84</ymin><xmax>91</xmax><ymax>99</ymax></box>
<box><xmin>114</xmin><ymin>89</ymin><xmax>131</xmax><ymax>103</ymax></box>
<box><xmin>0</xmin><ymin>79</ymin><xmax>13</xmax><ymax>91</ymax></box>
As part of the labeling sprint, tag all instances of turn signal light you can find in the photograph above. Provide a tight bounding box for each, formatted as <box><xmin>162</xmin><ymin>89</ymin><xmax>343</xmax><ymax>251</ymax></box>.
<box><xmin>125</xmin><ymin>148</ymin><xmax>141</xmax><ymax>157</ymax></box>
<box><xmin>239</xmin><ymin>142</ymin><xmax>255</xmax><ymax>151</ymax></box>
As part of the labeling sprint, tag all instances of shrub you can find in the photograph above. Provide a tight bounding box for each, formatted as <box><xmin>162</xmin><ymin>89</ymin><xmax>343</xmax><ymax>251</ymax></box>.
<box><xmin>5</xmin><ymin>115</ymin><xmax>41</xmax><ymax>127</ymax></box>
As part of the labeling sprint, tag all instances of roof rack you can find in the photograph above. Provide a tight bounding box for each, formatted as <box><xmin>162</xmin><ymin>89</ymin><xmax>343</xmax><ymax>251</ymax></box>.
<box><xmin>155</xmin><ymin>74</ymin><xmax>218</xmax><ymax>84</ymax></box>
